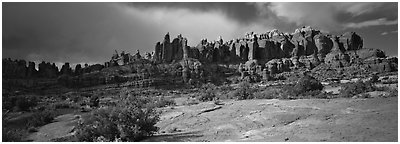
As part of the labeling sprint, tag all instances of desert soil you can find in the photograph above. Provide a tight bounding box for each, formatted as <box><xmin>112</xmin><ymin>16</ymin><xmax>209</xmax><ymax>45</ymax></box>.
<box><xmin>27</xmin><ymin>114</ymin><xmax>79</xmax><ymax>142</ymax></box>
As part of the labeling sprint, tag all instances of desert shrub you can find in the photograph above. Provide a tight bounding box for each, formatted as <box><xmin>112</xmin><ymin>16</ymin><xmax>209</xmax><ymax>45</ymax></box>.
<box><xmin>52</xmin><ymin>101</ymin><xmax>77</xmax><ymax>109</ymax></box>
<box><xmin>275</xmin><ymin>75</ymin><xmax>286</xmax><ymax>81</ymax></box>
<box><xmin>2</xmin><ymin>107</ymin><xmax>59</xmax><ymax>142</ymax></box>
<box><xmin>219</xmin><ymin>84</ymin><xmax>233</xmax><ymax>93</ymax></box>
<box><xmin>89</xmin><ymin>95</ymin><xmax>100</xmax><ymax>108</ymax></box>
<box><xmin>278</xmin><ymin>85</ymin><xmax>293</xmax><ymax>99</ymax></box>
<box><xmin>26</xmin><ymin>110</ymin><xmax>57</xmax><ymax>128</ymax></box>
<box><xmin>371</xmin><ymin>86</ymin><xmax>398</xmax><ymax>98</ymax></box>
<box><xmin>313</xmin><ymin>91</ymin><xmax>331</xmax><ymax>99</ymax></box>
<box><xmin>153</xmin><ymin>96</ymin><xmax>176</xmax><ymax>108</ymax></box>
<box><xmin>2</xmin><ymin>127</ymin><xmax>25</xmax><ymax>142</ymax></box>
<box><xmin>253</xmin><ymin>88</ymin><xmax>280</xmax><ymax>99</ymax></box>
<box><xmin>387</xmin><ymin>88</ymin><xmax>398</xmax><ymax>97</ymax></box>
<box><xmin>75</xmin><ymin>98</ymin><xmax>159</xmax><ymax>142</ymax></box>
<box><xmin>68</xmin><ymin>94</ymin><xmax>82</xmax><ymax>103</ymax></box>
<box><xmin>293</xmin><ymin>75</ymin><xmax>323</xmax><ymax>94</ymax></box>
<box><xmin>279</xmin><ymin>75</ymin><xmax>323</xmax><ymax>99</ymax></box>
<box><xmin>280</xmin><ymin>85</ymin><xmax>321</xmax><ymax>99</ymax></box>
<box><xmin>15</xmin><ymin>96</ymin><xmax>38</xmax><ymax>111</ymax></box>
<box><xmin>297</xmin><ymin>90</ymin><xmax>323</xmax><ymax>99</ymax></box>
<box><xmin>229</xmin><ymin>76</ymin><xmax>241</xmax><ymax>84</ymax></box>
<box><xmin>198</xmin><ymin>83</ymin><xmax>217</xmax><ymax>102</ymax></box>
<box><xmin>123</xmin><ymin>94</ymin><xmax>153</xmax><ymax>108</ymax></box>
<box><xmin>232</xmin><ymin>81</ymin><xmax>254</xmax><ymax>100</ymax></box>
<box><xmin>339</xmin><ymin>81</ymin><xmax>376</xmax><ymax>98</ymax></box>
<box><xmin>2</xmin><ymin>96</ymin><xmax>16</xmax><ymax>111</ymax></box>
<box><xmin>370</xmin><ymin>74</ymin><xmax>379</xmax><ymax>83</ymax></box>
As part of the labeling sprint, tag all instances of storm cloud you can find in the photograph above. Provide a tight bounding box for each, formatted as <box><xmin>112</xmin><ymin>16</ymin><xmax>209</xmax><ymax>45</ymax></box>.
<box><xmin>2</xmin><ymin>2</ymin><xmax>398</xmax><ymax>66</ymax></box>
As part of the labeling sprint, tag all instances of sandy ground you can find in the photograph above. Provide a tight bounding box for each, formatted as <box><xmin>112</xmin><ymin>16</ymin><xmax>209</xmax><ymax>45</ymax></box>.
<box><xmin>144</xmin><ymin>97</ymin><xmax>398</xmax><ymax>142</ymax></box>
<box><xmin>27</xmin><ymin>114</ymin><xmax>78</xmax><ymax>142</ymax></box>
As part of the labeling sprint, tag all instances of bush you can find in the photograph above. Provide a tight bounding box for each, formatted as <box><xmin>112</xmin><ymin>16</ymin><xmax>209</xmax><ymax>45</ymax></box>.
<box><xmin>233</xmin><ymin>81</ymin><xmax>254</xmax><ymax>100</ymax></box>
<box><xmin>219</xmin><ymin>84</ymin><xmax>233</xmax><ymax>93</ymax></box>
<box><xmin>52</xmin><ymin>101</ymin><xmax>77</xmax><ymax>109</ymax></box>
<box><xmin>370</xmin><ymin>74</ymin><xmax>379</xmax><ymax>83</ymax></box>
<box><xmin>387</xmin><ymin>89</ymin><xmax>398</xmax><ymax>97</ymax></box>
<box><xmin>339</xmin><ymin>81</ymin><xmax>376</xmax><ymax>98</ymax></box>
<box><xmin>293</xmin><ymin>75</ymin><xmax>323</xmax><ymax>94</ymax></box>
<box><xmin>279</xmin><ymin>75</ymin><xmax>324</xmax><ymax>99</ymax></box>
<box><xmin>2</xmin><ymin>108</ymin><xmax>58</xmax><ymax>142</ymax></box>
<box><xmin>75</xmin><ymin>95</ymin><xmax>160</xmax><ymax>142</ymax></box>
<box><xmin>253</xmin><ymin>88</ymin><xmax>280</xmax><ymax>99</ymax></box>
<box><xmin>89</xmin><ymin>95</ymin><xmax>99</xmax><ymax>108</ymax></box>
<box><xmin>15</xmin><ymin>96</ymin><xmax>38</xmax><ymax>111</ymax></box>
<box><xmin>2</xmin><ymin>127</ymin><xmax>25</xmax><ymax>142</ymax></box>
<box><xmin>198</xmin><ymin>83</ymin><xmax>217</xmax><ymax>102</ymax></box>
<box><xmin>153</xmin><ymin>96</ymin><xmax>176</xmax><ymax>108</ymax></box>
<box><xmin>27</xmin><ymin>110</ymin><xmax>57</xmax><ymax>128</ymax></box>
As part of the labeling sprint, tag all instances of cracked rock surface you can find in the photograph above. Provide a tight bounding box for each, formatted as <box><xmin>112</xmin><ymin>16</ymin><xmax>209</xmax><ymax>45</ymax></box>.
<box><xmin>144</xmin><ymin>97</ymin><xmax>397</xmax><ymax>142</ymax></box>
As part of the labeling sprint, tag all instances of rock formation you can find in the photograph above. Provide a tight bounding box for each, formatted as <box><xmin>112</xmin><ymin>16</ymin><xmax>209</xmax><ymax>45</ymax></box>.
<box><xmin>148</xmin><ymin>26</ymin><xmax>395</xmax><ymax>83</ymax></box>
<box><xmin>75</xmin><ymin>64</ymin><xmax>83</xmax><ymax>76</ymax></box>
<box><xmin>3</xmin><ymin>26</ymin><xmax>396</xmax><ymax>88</ymax></box>
<box><xmin>60</xmin><ymin>63</ymin><xmax>73</xmax><ymax>76</ymax></box>
<box><xmin>324</xmin><ymin>36</ymin><xmax>350</xmax><ymax>68</ymax></box>
<box><xmin>153</xmin><ymin>27</ymin><xmax>365</xmax><ymax>65</ymax></box>
<box><xmin>339</xmin><ymin>32</ymin><xmax>363</xmax><ymax>51</ymax></box>
<box><xmin>38</xmin><ymin>61</ymin><xmax>59</xmax><ymax>78</ymax></box>
<box><xmin>26</xmin><ymin>61</ymin><xmax>37</xmax><ymax>77</ymax></box>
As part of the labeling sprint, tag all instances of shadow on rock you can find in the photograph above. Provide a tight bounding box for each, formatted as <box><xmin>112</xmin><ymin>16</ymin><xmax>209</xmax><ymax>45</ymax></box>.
<box><xmin>141</xmin><ymin>130</ymin><xmax>203</xmax><ymax>142</ymax></box>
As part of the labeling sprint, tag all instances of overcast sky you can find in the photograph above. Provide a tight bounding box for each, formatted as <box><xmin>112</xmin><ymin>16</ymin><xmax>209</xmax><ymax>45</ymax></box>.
<box><xmin>2</xmin><ymin>2</ymin><xmax>398</xmax><ymax>66</ymax></box>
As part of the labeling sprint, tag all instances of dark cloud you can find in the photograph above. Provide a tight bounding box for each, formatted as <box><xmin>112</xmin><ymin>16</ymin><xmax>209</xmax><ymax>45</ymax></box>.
<box><xmin>2</xmin><ymin>2</ymin><xmax>398</xmax><ymax>66</ymax></box>
<box><xmin>336</xmin><ymin>3</ymin><xmax>397</xmax><ymax>24</ymax></box>
<box><xmin>125</xmin><ymin>2</ymin><xmax>260</xmax><ymax>24</ymax></box>
<box><xmin>3</xmin><ymin>3</ymin><xmax>154</xmax><ymax>64</ymax></box>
